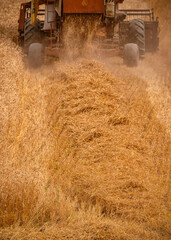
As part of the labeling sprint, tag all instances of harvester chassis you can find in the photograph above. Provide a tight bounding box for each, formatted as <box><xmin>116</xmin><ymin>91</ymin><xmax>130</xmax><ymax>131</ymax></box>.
<box><xmin>18</xmin><ymin>0</ymin><xmax>159</xmax><ymax>68</ymax></box>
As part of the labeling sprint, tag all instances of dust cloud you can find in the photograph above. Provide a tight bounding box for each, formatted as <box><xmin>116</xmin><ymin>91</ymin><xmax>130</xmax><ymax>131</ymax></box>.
<box><xmin>62</xmin><ymin>15</ymin><xmax>101</xmax><ymax>59</ymax></box>
<box><xmin>0</xmin><ymin>0</ymin><xmax>171</xmax><ymax>239</ymax></box>
<box><xmin>149</xmin><ymin>0</ymin><xmax>171</xmax><ymax>67</ymax></box>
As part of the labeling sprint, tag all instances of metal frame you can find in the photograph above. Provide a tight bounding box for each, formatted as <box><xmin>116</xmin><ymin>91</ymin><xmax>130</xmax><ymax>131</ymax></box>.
<box><xmin>119</xmin><ymin>9</ymin><xmax>154</xmax><ymax>21</ymax></box>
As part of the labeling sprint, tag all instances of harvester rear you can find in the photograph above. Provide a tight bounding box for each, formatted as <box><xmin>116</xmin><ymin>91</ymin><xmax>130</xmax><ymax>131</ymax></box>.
<box><xmin>18</xmin><ymin>0</ymin><xmax>159</xmax><ymax>67</ymax></box>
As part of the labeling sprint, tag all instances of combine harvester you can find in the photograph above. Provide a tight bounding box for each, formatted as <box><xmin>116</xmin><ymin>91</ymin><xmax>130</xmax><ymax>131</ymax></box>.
<box><xmin>18</xmin><ymin>0</ymin><xmax>159</xmax><ymax>67</ymax></box>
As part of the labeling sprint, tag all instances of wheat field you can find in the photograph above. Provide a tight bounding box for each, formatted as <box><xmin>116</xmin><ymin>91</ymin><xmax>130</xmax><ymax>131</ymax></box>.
<box><xmin>0</xmin><ymin>0</ymin><xmax>171</xmax><ymax>239</ymax></box>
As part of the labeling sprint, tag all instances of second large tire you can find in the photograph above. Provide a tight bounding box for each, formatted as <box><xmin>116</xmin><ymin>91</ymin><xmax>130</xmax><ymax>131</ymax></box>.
<box><xmin>24</xmin><ymin>18</ymin><xmax>41</xmax><ymax>53</ymax></box>
<box><xmin>129</xmin><ymin>18</ymin><xmax>145</xmax><ymax>58</ymax></box>
<box><xmin>124</xmin><ymin>43</ymin><xmax>139</xmax><ymax>67</ymax></box>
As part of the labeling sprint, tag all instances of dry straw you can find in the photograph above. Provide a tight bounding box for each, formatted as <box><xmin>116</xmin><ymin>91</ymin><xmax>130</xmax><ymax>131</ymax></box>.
<box><xmin>0</xmin><ymin>0</ymin><xmax>171</xmax><ymax>239</ymax></box>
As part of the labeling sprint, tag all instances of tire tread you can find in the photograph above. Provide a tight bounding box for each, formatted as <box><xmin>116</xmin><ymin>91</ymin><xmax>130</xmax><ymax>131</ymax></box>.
<box><xmin>129</xmin><ymin>18</ymin><xmax>145</xmax><ymax>57</ymax></box>
<box><xmin>24</xmin><ymin>18</ymin><xmax>41</xmax><ymax>53</ymax></box>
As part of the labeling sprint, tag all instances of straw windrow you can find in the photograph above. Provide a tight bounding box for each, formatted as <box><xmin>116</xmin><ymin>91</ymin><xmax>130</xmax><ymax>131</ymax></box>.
<box><xmin>0</xmin><ymin>0</ymin><xmax>171</xmax><ymax>239</ymax></box>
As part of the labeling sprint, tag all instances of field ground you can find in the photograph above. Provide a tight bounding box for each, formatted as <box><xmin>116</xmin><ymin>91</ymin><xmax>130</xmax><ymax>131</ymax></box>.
<box><xmin>0</xmin><ymin>0</ymin><xmax>171</xmax><ymax>239</ymax></box>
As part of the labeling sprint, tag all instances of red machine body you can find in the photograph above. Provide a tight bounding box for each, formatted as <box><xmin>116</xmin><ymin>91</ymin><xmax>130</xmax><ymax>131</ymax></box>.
<box><xmin>63</xmin><ymin>0</ymin><xmax>104</xmax><ymax>14</ymax></box>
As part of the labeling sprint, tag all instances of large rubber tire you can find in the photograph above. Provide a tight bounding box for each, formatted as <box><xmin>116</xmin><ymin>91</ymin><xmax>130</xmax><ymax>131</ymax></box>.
<box><xmin>129</xmin><ymin>19</ymin><xmax>145</xmax><ymax>58</ymax></box>
<box><xmin>124</xmin><ymin>43</ymin><xmax>139</xmax><ymax>67</ymax></box>
<box><xmin>24</xmin><ymin>18</ymin><xmax>41</xmax><ymax>53</ymax></box>
<box><xmin>28</xmin><ymin>43</ymin><xmax>44</xmax><ymax>68</ymax></box>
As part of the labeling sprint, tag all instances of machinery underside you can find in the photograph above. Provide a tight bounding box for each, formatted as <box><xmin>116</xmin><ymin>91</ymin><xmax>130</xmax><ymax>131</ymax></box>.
<box><xmin>18</xmin><ymin>0</ymin><xmax>159</xmax><ymax>67</ymax></box>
